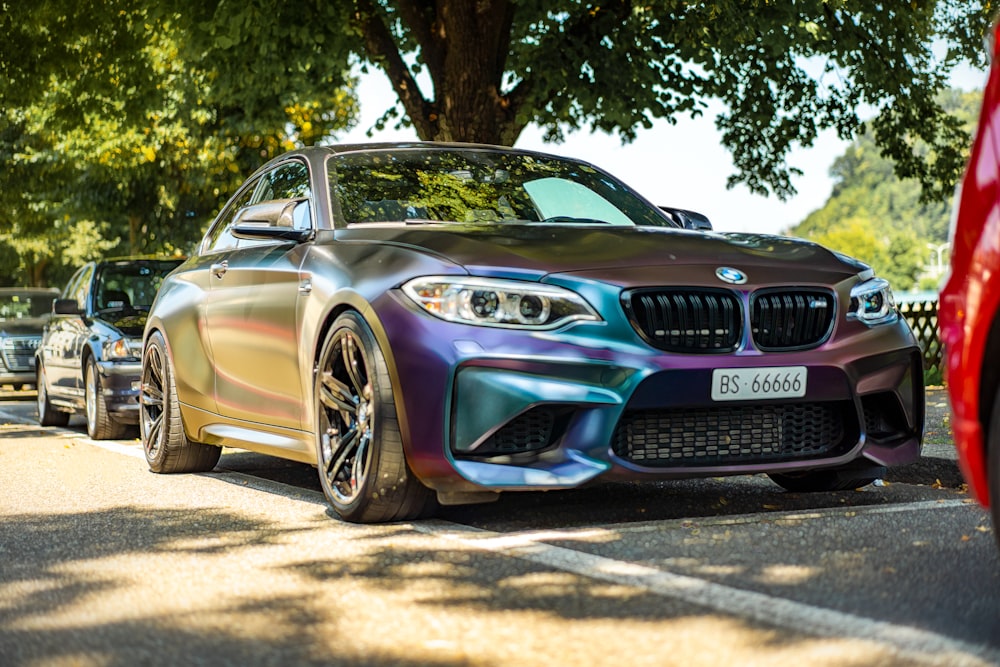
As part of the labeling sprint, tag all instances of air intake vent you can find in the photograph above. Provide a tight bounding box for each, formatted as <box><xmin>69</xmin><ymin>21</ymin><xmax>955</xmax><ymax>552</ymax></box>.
<box><xmin>461</xmin><ymin>406</ymin><xmax>573</xmax><ymax>458</ymax></box>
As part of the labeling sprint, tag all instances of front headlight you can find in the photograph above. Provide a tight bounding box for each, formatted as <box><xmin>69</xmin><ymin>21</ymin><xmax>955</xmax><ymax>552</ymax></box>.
<box><xmin>848</xmin><ymin>277</ymin><xmax>898</xmax><ymax>327</ymax></box>
<box><xmin>402</xmin><ymin>276</ymin><xmax>601</xmax><ymax>329</ymax></box>
<box><xmin>102</xmin><ymin>337</ymin><xmax>139</xmax><ymax>360</ymax></box>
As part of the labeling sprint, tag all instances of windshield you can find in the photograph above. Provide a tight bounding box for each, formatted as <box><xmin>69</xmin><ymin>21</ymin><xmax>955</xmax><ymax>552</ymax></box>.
<box><xmin>0</xmin><ymin>292</ymin><xmax>55</xmax><ymax>320</ymax></box>
<box><xmin>93</xmin><ymin>260</ymin><xmax>182</xmax><ymax>314</ymax></box>
<box><xmin>329</xmin><ymin>148</ymin><xmax>676</xmax><ymax>228</ymax></box>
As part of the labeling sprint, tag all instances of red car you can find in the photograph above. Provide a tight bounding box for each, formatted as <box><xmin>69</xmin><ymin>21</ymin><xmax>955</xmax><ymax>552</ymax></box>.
<box><xmin>940</xmin><ymin>21</ymin><xmax>1000</xmax><ymax>549</ymax></box>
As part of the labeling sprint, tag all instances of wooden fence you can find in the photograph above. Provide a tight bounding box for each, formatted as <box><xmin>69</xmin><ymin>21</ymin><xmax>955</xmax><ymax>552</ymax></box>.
<box><xmin>898</xmin><ymin>296</ymin><xmax>942</xmax><ymax>384</ymax></box>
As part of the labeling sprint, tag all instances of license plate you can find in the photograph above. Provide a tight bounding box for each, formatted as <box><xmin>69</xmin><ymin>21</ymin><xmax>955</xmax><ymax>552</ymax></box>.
<box><xmin>711</xmin><ymin>366</ymin><xmax>807</xmax><ymax>401</ymax></box>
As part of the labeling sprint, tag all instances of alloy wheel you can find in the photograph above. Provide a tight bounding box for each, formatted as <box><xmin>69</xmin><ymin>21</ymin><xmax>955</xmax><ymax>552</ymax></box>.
<box><xmin>318</xmin><ymin>330</ymin><xmax>374</xmax><ymax>506</ymax></box>
<box><xmin>85</xmin><ymin>363</ymin><xmax>98</xmax><ymax>429</ymax></box>
<box><xmin>140</xmin><ymin>342</ymin><xmax>165</xmax><ymax>459</ymax></box>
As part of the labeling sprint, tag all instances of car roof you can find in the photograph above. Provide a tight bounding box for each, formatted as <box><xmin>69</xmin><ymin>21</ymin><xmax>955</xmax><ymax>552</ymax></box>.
<box><xmin>0</xmin><ymin>287</ymin><xmax>60</xmax><ymax>294</ymax></box>
<box><xmin>257</xmin><ymin>141</ymin><xmax>597</xmax><ymax>172</ymax></box>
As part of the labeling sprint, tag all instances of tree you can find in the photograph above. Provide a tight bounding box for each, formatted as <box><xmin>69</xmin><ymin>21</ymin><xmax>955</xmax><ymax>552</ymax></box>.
<box><xmin>1</xmin><ymin>1</ymin><xmax>992</xmax><ymax>285</ymax></box>
<box><xmin>0</xmin><ymin>1</ymin><xmax>358</xmax><ymax>286</ymax></box>
<box><xmin>789</xmin><ymin>88</ymin><xmax>982</xmax><ymax>290</ymax></box>
<box><xmin>178</xmin><ymin>0</ymin><xmax>990</xmax><ymax>200</ymax></box>
<box><xmin>806</xmin><ymin>218</ymin><xmax>924</xmax><ymax>291</ymax></box>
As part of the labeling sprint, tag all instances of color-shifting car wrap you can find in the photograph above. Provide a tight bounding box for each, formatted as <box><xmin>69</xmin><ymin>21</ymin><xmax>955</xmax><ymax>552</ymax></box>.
<box><xmin>142</xmin><ymin>143</ymin><xmax>924</xmax><ymax>523</ymax></box>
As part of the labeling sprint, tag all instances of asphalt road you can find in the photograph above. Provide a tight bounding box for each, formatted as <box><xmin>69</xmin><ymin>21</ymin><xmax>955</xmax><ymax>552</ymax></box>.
<box><xmin>1</xmin><ymin>388</ymin><xmax>999</xmax><ymax>667</ymax></box>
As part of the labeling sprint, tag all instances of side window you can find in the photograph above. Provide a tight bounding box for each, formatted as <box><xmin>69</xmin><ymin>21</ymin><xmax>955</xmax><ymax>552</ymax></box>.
<box><xmin>256</xmin><ymin>160</ymin><xmax>311</xmax><ymax>205</ymax></box>
<box><xmin>202</xmin><ymin>178</ymin><xmax>260</xmax><ymax>254</ymax></box>
<box><xmin>69</xmin><ymin>265</ymin><xmax>95</xmax><ymax>312</ymax></box>
<box><xmin>238</xmin><ymin>161</ymin><xmax>313</xmax><ymax>248</ymax></box>
<box><xmin>60</xmin><ymin>267</ymin><xmax>86</xmax><ymax>301</ymax></box>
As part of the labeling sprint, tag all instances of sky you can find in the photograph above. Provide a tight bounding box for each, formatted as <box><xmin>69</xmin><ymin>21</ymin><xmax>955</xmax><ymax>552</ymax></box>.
<box><xmin>338</xmin><ymin>64</ymin><xmax>989</xmax><ymax>237</ymax></box>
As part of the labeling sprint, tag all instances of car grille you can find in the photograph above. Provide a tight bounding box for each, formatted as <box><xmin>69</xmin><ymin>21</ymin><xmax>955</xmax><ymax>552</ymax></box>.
<box><xmin>611</xmin><ymin>402</ymin><xmax>853</xmax><ymax>467</ymax></box>
<box><xmin>0</xmin><ymin>336</ymin><xmax>40</xmax><ymax>372</ymax></box>
<box><xmin>624</xmin><ymin>288</ymin><xmax>742</xmax><ymax>352</ymax></box>
<box><xmin>750</xmin><ymin>289</ymin><xmax>834</xmax><ymax>350</ymax></box>
<box><xmin>624</xmin><ymin>287</ymin><xmax>836</xmax><ymax>353</ymax></box>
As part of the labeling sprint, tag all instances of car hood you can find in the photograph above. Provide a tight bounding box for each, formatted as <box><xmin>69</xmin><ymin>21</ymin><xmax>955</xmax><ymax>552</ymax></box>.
<box><xmin>94</xmin><ymin>312</ymin><xmax>149</xmax><ymax>337</ymax></box>
<box><xmin>0</xmin><ymin>317</ymin><xmax>48</xmax><ymax>336</ymax></box>
<box><xmin>335</xmin><ymin>225</ymin><xmax>866</xmax><ymax>286</ymax></box>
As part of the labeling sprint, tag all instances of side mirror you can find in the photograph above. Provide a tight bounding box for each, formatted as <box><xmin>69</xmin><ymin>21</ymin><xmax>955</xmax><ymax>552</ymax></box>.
<box><xmin>231</xmin><ymin>198</ymin><xmax>312</xmax><ymax>242</ymax></box>
<box><xmin>53</xmin><ymin>298</ymin><xmax>82</xmax><ymax>315</ymax></box>
<box><xmin>658</xmin><ymin>206</ymin><xmax>713</xmax><ymax>231</ymax></box>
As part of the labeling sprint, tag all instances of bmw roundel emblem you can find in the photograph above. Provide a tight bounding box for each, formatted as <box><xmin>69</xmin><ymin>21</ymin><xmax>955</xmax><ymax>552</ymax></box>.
<box><xmin>715</xmin><ymin>267</ymin><xmax>747</xmax><ymax>284</ymax></box>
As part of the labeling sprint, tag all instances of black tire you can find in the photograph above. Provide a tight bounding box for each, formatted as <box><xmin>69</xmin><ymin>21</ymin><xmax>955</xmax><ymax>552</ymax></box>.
<box><xmin>36</xmin><ymin>363</ymin><xmax>69</xmax><ymax>427</ymax></box>
<box><xmin>85</xmin><ymin>358</ymin><xmax>128</xmax><ymax>440</ymax></box>
<box><xmin>140</xmin><ymin>331</ymin><xmax>221</xmax><ymax>473</ymax></box>
<box><xmin>768</xmin><ymin>468</ymin><xmax>879</xmax><ymax>492</ymax></box>
<box><xmin>987</xmin><ymin>391</ymin><xmax>1000</xmax><ymax>552</ymax></box>
<box><xmin>315</xmin><ymin>312</ymin><xmax>436</xmax><ymax>523</ymax></box>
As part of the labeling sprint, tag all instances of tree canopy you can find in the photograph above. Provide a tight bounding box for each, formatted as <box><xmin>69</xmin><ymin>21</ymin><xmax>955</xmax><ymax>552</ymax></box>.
<box><xmin>0</xmin><ymin>0</ymin><xmax>993</xmax><ymax>286</ymax></box>
<box><xmin>173</xmin><ymin>0</ymin><xmax>992</xmax><ymax>199</ymax></box>
<box><xmin>0</xmin><ymin>1</ymin><xmax>357</xmax><ymax>285</ymax></box>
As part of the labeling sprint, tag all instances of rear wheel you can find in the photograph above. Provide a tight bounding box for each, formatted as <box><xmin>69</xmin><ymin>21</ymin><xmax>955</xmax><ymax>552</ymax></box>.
<box><xmin>987</xmin><ymin>391</ymin><xmax>1000</xmax><ymax>552</ymax></box>
<box><xmin>315</xmin><ymin>312</ymin><xmax>435</xmax><ymax>523</ymax></box>
<box><xmin>141</xmin><ymin>331</ymin><xmax>220</xmax><ymax>473</ymax></box>
<box><xmin>36</xmin><ymin>363</ymin><xmax>69</xmax><ymax>427</ymax></box>
<box><xmin>85</xmin><ymin>358</ymin><xmax>128</xmax><ymax>440</ymax></box>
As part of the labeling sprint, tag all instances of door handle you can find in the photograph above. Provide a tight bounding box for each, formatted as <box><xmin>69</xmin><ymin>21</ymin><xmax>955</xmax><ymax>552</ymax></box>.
<box><xmin>211</xmin><ymin>261</ymin><xmax>228</xmax><ymax>279</ymax></box>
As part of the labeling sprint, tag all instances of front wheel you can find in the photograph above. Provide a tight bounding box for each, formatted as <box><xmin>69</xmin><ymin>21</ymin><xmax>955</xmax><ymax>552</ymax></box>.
<box><xmin>85</xmin><ymin>358</ymin><xmax>128</xmax><ymax>440</ymax></box>
<box><xmin>141</xmin><ymin>331</ymin><xmax>220</xmax><ymax>473</ymax></box>
<box><xmin>315</xmin><ymin>312</ymin><xmax>435</xmax><ymax>523</ymax></box>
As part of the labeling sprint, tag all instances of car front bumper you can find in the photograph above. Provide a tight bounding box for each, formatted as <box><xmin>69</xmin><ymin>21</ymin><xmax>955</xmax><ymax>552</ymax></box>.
<box><xmin>378</xmin><ymin>294</ymin><xmax>924</xmax><ymax>496</ymax></box>
<box><xmin>96</xmin><ymin>359</ymin><xmax>142</xmax><ymax>419</ymax></box>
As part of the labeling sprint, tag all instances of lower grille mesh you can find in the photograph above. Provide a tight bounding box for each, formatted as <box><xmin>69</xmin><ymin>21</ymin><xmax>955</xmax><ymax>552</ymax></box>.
<box><xmin>612</xmin><ymin>402</ymin><xmax>851</xmax><ymax>466</ymax></box>
<box><xmin>469</xmin><ymin>406</ymin><xmax>572</xmax><ymax>457</ymax></box>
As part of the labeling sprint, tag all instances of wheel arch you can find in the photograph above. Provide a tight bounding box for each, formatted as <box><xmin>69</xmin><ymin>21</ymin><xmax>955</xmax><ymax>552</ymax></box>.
<box><xmin>310</xmin><ymin>295</ymin><xmax>414</xmax><ymax>459</ymax></box>
<box><xmin>979</xmin><ymin>314</ymin><xmax>1000</xmax><ymax>461</ymax></box>
<box><xmin>141</xmin><ymin>325</ymin><xmax>202</xmax><ymax>445</ymax></box>
<box><xmin>80</xmin><ymin>342</ymin><xmax>98</xmax><ymax>380</ymax></box>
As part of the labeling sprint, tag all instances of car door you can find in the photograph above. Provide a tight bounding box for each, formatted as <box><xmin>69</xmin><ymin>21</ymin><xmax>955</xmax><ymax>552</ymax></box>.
<box><xmin>204</xmin><ymin>159</ymin><xmax>313</xmax><ymax>430</ymax></box>
<box><xmin>43</xmin><ymin>264</ymin><xmax>94</xmax><ymax>401</ymax></box>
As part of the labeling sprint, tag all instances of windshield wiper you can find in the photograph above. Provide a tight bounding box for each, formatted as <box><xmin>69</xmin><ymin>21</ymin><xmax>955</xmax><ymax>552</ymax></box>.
<box><xmin>539</xmin><ymin>216</ymin><xmax>613</xmax><ymax>225</ymax></box>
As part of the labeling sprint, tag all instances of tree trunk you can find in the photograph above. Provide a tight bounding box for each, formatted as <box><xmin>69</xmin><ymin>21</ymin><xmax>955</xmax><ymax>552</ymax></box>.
<box><xmin>128</xmin><ymin>214</ymin><xmax>141</xmax><ymax>255</ymax></box>
<box><xmin>357</xmin><ymin>0</ymin><xmax>527</xmax><ymax>146</ymax></box>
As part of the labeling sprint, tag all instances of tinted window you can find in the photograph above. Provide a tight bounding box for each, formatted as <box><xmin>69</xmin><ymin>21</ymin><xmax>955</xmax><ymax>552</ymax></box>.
<box><xmin>93</xmin><ymin>260</ymin><xmax>183</xmax><ymax>313</ymax></box>
<box><xmin>249</xmin><ymin>161</ymin><xmax>313</xmax><ymax>240</ymax></box>
<box><xmin>256</xmin><ymin>160</ymin><xmax>311</xmax><ymax>204</ymax></box>
<box><xmin>0</xmin><ymin>292</ymin><xmax>55</xmax><ymax>319</ymax></box>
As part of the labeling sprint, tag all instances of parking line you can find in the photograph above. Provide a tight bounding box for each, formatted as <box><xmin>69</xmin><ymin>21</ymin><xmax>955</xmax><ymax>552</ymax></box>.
<box><xmin>414</xmin><ymin>519</ymin><xmax>1000</xmax><ymax>667</ymax></box>
<box><xmin>61</xmin><ymin>432</ymin><xmax>1000</xmax><ymax>665</ymax></box>
<box><xmin>600</xmin><ymin>497</ymin><xmax>977</xmax><ymax>533</ymax></box>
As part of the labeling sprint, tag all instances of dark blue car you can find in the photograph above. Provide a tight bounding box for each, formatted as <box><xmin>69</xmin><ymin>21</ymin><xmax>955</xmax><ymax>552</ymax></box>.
<box><xmin>36</xmin><ymin>257</ymin><xmax>183</xmax><ymax>439</ymax></box>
